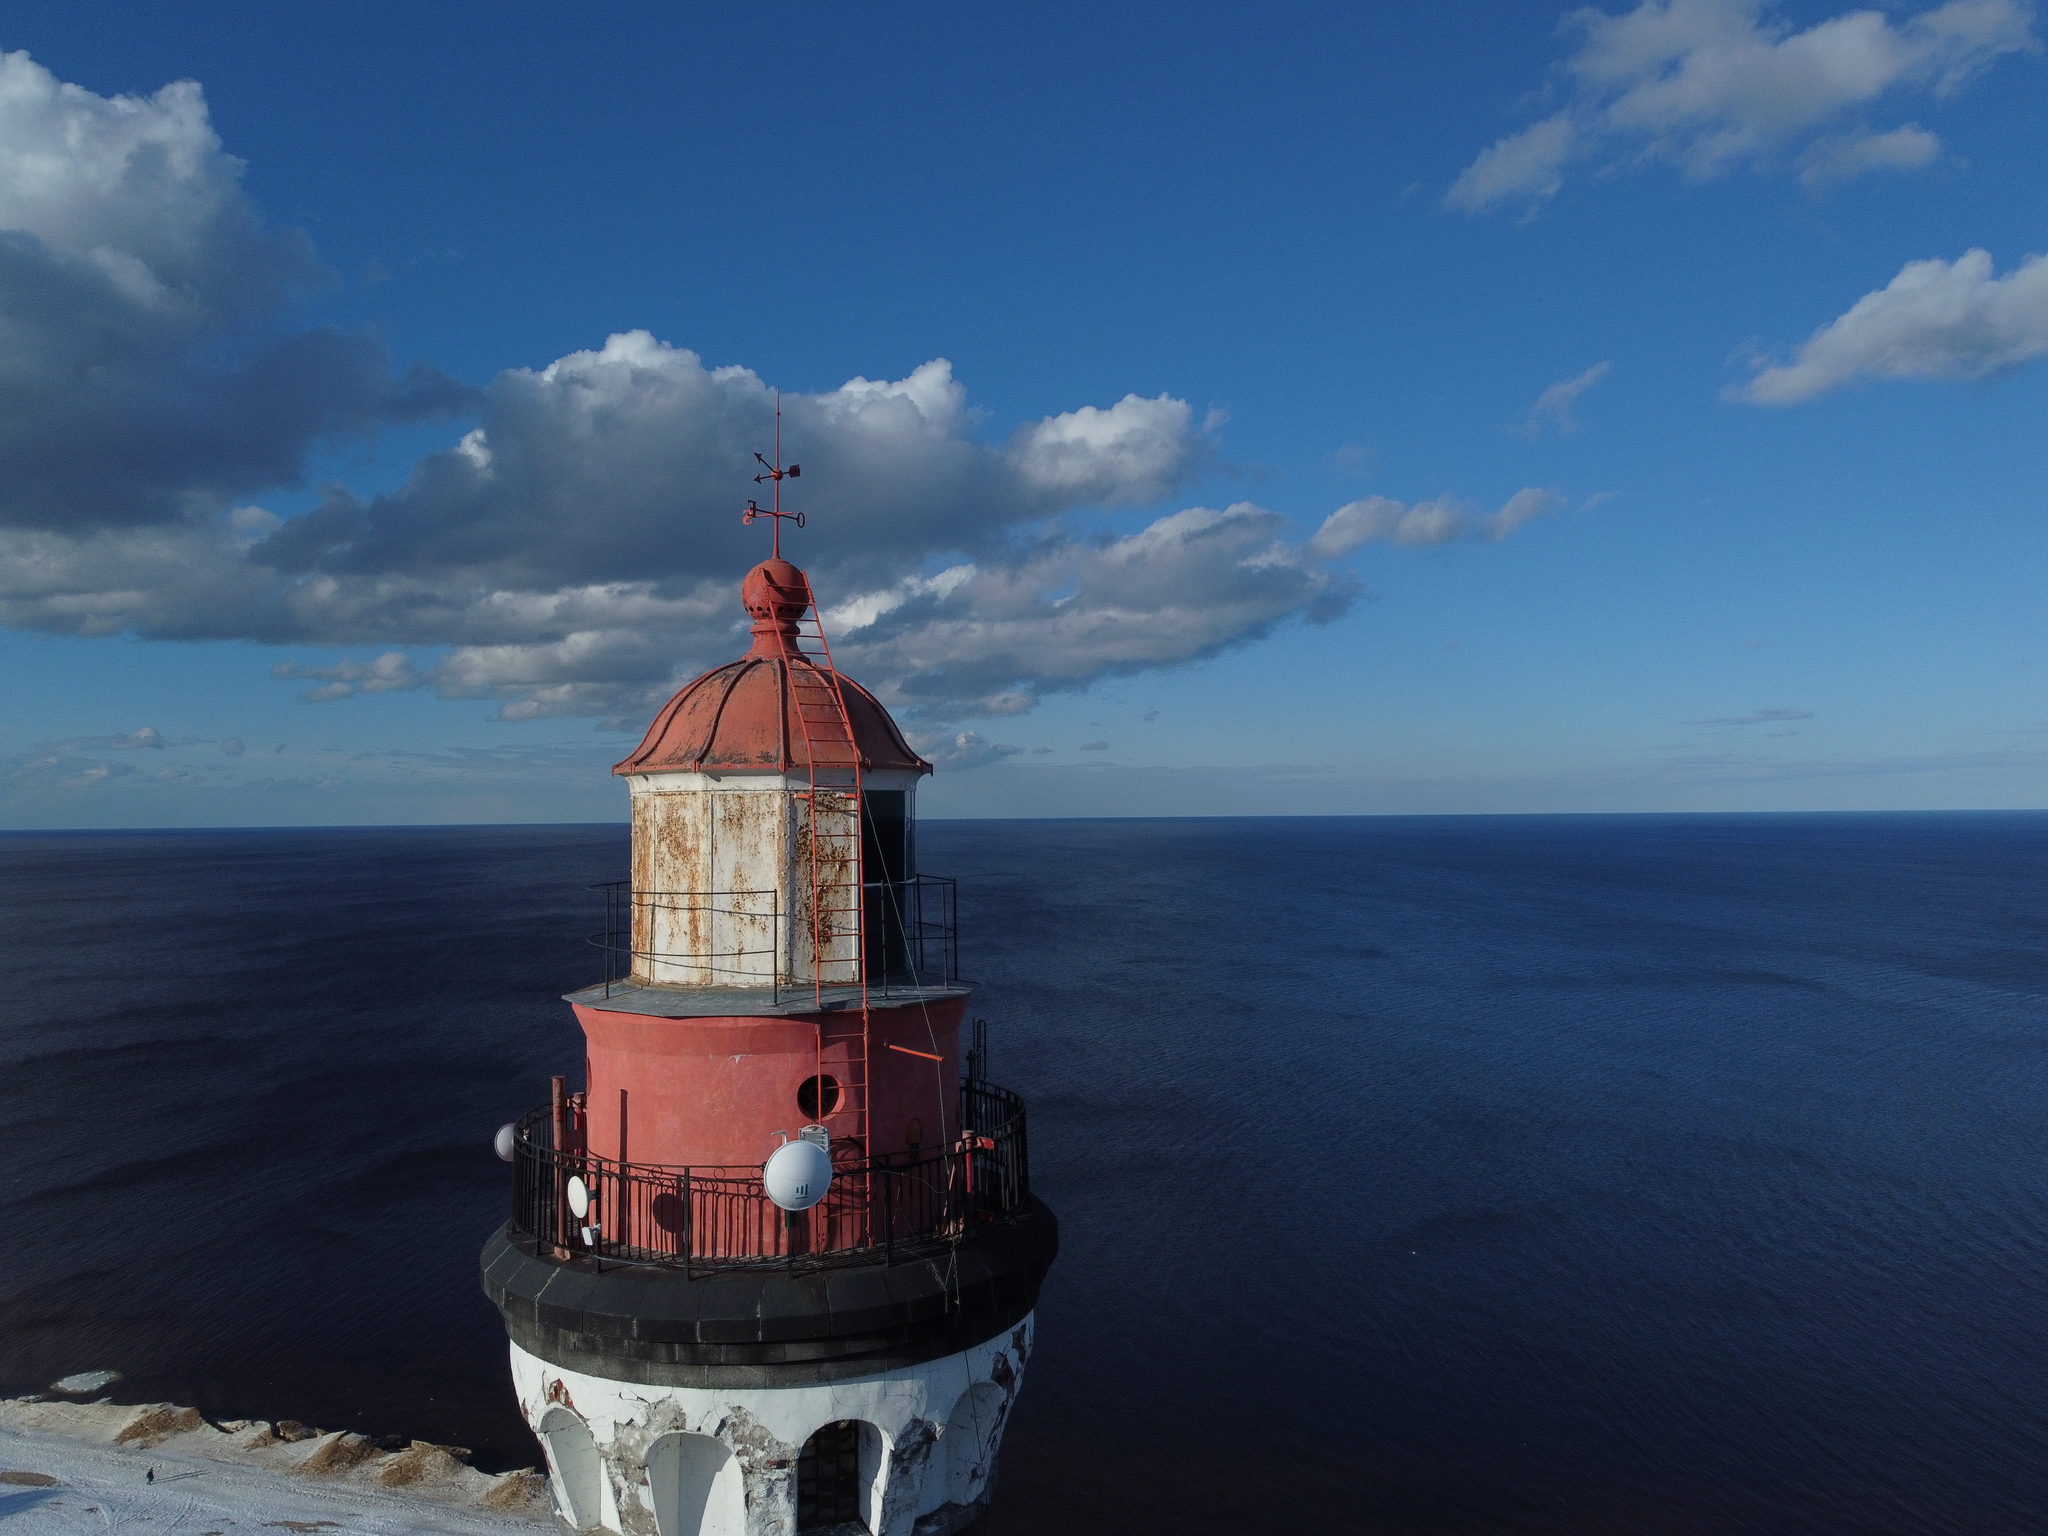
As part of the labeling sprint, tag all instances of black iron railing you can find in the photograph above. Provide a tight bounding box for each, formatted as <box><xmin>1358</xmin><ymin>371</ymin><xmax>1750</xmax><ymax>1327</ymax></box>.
<box><xmin>589</xmin><ymin>884</ymin><xmax>781</xmax><ymax>998</ymax></box>
<box><xmin>587</xmin><ymin>875</ymin><xmax>960</xmax><ymax>1001</ymax></box>
<box><xmin>510</xmin><ymin>1080</ymin><xmax>1027</xmax><ymax>1274</ymax></box>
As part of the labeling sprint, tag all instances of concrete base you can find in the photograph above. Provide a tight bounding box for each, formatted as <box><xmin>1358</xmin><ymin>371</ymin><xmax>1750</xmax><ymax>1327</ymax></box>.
<box><xmin>511</xmin><ymin>1317</ymin><xmax>1029</xmax><ymax>1536</ymax></box>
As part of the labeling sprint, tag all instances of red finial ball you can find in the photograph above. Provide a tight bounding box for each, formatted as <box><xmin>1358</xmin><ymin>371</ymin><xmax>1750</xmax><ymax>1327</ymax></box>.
<box><xmin>742</xmin><ymin>559</ymin><xmax>809</xmax><ymax>622</ymax></box>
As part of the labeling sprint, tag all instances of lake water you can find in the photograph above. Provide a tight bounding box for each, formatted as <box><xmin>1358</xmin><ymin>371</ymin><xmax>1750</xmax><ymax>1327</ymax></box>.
<box><xmin>2</xmin><ymin>814</ymin><xmax>2046</xmax><ymax>1533</ymax></box>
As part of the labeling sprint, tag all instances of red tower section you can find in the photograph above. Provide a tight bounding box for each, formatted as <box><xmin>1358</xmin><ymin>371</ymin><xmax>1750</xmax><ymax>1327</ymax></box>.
<box><xmin>574</xmin><ymin>555</ymin><xmax>958</xmax><ymax>1178</ymax></box>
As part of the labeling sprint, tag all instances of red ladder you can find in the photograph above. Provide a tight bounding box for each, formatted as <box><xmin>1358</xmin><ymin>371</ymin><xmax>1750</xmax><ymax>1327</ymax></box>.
<box><xmin>784</xmin><ymin>575</ymin><xmax>872</xmax><ymax>1187</ymax></box>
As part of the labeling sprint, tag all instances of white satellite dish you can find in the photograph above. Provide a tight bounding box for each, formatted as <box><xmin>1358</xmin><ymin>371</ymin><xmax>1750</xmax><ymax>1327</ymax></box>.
<box><xmin>493</xmin><ymin>1123</ymin><xmax>517</xmax><ymax>1162</ymax></box>
<box><xmin>566</xmin><ymin>1175</ymin><xmax>591</xmax><ymax>1220</ymax></box>
<box><xmin>763</xmin><ymin>1136</ymin><xmax>832</xmax><ymax>1211</ymax></box>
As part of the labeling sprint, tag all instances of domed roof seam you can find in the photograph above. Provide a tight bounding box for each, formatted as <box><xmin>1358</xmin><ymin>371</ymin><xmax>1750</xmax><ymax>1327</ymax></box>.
<box><xmin>614</xmin><ymin>560</ymin><xmax>932</xmax><ymax>777</ymax></box>
<box><xmin>693</xmin><ymin>657</ymin><xmax>768</xmax><ymax>773</ymax></box>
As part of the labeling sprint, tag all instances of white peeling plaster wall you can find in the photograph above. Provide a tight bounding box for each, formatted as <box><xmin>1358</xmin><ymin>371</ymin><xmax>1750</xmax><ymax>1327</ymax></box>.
<box><xmin>509</xmin><ymin>1310</ymin><xmax>1030</xmax><ymax>1536</ymax></box>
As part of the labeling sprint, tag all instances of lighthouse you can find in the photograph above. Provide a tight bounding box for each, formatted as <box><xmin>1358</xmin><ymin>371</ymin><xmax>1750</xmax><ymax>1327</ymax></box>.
<box><xmin>480</xmin><ymin>456</ymin><xmax>1058</xmax><ymax>1536</ymax></box>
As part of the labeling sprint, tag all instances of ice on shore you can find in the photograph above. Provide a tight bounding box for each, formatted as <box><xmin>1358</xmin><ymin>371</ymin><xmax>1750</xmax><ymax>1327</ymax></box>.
<box><xmin>0</xmin><ymin>1397</ymin><xmax>551</xmax><ymax>1534</ymax></box>
<box><xmin>49</xmin><ymin>1372</ymin><xmax>122</xmax><ymax>1396</ymax></box>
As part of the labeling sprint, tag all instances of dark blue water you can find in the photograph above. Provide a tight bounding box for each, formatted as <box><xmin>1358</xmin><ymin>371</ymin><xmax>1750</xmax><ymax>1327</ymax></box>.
<box><xmin>4</xmin><ymin>815</ymin><xmax>2047</xmax><ymax>1533</ymax></box>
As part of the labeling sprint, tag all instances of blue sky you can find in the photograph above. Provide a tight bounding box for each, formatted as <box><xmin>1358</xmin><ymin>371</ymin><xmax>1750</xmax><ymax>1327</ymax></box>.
<box><xmin>1</xmin><ymin>0</ymin><xmax>2045</xmax><ymax>825</ymax></box>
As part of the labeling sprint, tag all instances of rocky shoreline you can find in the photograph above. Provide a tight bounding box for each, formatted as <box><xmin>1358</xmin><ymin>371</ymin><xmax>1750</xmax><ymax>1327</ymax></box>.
<box><xmin>0</xmin><ymin>1396</ymin><xmax>551</xmax><ymax>1533</ymax></box>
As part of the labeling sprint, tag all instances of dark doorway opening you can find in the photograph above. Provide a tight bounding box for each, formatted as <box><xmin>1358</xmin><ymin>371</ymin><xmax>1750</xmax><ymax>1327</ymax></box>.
<box><xmin>797</xmin><ymin>1419</ymin><xmax>865</xmax><ymax>1531</ymax></box>
<box><xmin>861</xmin><ymin>790</ymin><xmax>913</xmax><ymax>980</ymax></box>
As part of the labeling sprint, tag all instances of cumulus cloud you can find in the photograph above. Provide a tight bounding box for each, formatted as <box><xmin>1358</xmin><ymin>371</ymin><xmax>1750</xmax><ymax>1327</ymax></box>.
<box><xmin>272</xmin><ymin>650</ymin><xmax>422</xmax><ymax>702</ymax></box>
<box><xmin>1308</xmin><ymin>488</ymin><xmax>1565</xmax><ymax>556</ymax></box>
<box><xmin>826</xmin><ymin>504</ymin><xmax>1359</xmax><ymax>719</ymax></box>
<box><xmin>0</xmin><ymin>52</ymin><xmax>470</xmax><ymax>530</ymax></box>
<box><xmin>916</xmin><ymin>731</ymin><xmax>1025</xmax><ymax>771</ymax></box>
<box><xmin>1515</xmin><ymin>361</ymin><xmax>1613</xmax><ymax>438</ymax></box>
<box><xmin>2</xmin><ymin>320</ymin><xmax>1556</xmax><ymax>727</ymax></box>
<box><xmin>0</xmin><ymin>329</ymin><xmax>1219</xmax><ymax>705</ymax></box>
<box><xmin>240</xmin><ymin>336</ymin><xmax>1211</xmax><ymax>595</ymax></box>
<box><xmin>0</xmin><ymin>55</ymin><xmax>1564</xmax><ymax>741</ymax></box>
<box><xmin>1736</xmin><ymin>249</ymin><xmax>2048</xmax><ymax>402</ymax></box>
<box><xmin>1004</xmin><ymin>393</ymin><xmax>1202</xmax><ymax>505</ymax></box>
<box><xmin>1447</xmin><ymin>0</ymin><xmax>2037</xmax><ymax>213</ymax></box>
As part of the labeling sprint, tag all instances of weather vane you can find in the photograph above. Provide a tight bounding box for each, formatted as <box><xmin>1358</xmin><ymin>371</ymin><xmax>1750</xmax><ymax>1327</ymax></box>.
<box><xmin>742</xmin><ymin>388</ymin><xmax>803</xmax><ymax>559</ymax></box>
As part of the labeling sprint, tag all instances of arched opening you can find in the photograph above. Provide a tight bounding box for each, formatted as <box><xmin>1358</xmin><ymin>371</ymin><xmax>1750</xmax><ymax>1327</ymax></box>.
<box><xmin>797</xmin><ymin>1419</ymin><xmax>883</xmax><ymax>1533</ymax></box>
<box><xmin>943</xmin><ymin>1383</ymin><xmax>1007</xmax><ymax>1509</ymax></box>
<box><xmin>537</xmin><ymin>1406</ymin><xmax>603</xmax><ymax>1531</ymax></box>
<box><xmin>646</xmin><ymin>1431</ymin><xmax>744</xmax><ymax>1536</ymax></box>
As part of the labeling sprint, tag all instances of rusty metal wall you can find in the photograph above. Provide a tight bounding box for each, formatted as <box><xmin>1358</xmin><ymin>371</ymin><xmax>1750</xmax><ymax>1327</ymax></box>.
<box><xmin>799</xmin><ymin>787</ymin><xmax>861</xmax><ymax>986</ymax></box>
<box><xmin>628</xmin><ymin>775</ymin><xmax>870</xmax><ymax>989</ymax></box>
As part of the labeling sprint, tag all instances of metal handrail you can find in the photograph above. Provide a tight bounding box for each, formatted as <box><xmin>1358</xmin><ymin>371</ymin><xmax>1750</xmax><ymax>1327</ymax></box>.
<box><xmin>586</xmin><ymin>875</ymin><xmax>960</xmax><ymax>1001</ymax></box>
<box><xmin>509</xmin><ymin>1080</ymin><xmax>1028</xmax><ymax>1275</ymax></box>
<box><xmin>587</xmin><ymin>884</ymin><xmax>782</xmax><ymax>1001</ymax></box>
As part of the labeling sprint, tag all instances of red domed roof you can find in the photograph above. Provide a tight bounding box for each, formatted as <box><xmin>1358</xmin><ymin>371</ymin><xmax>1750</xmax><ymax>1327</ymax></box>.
<box><xmin>614</xmin><ymin>561</ymin><xmax>930</xmax><ymax>778</ymax></box>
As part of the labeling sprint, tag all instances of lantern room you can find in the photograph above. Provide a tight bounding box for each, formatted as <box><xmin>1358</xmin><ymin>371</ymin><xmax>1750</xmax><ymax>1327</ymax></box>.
<box><xmin>558</xmin><ymin>555</ymin><xmax>970</xmax><ymax>1175</ymax></box>
<box><xmin>609</xmin><ymin>557</ymin><xmax>934</xmax><ymax>991</ymax></box>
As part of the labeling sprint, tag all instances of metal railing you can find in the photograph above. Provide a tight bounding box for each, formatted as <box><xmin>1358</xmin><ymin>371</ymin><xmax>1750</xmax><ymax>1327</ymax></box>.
<box><xmin>509</xmin><ymin>1080</ymin><xmax>1027</xmax><ymax>1274</ymax></box>
<box><xmin>587</xmin><ymin>875</ymin><xmax>960</xmax><ymax>1001</ymax></box>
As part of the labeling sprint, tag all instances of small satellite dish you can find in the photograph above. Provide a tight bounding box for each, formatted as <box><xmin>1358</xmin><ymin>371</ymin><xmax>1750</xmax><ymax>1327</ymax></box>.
<box><xmin>566</xmin><ymin>1175</ymin><xmax>591</xmax><ymax>1220</ymax></box>
<box><xmin>763</xmin><ymin>1137</ymin><xmax>832</xmax><ymax>1211</ymax></box>
<box><xmin>493</xmin><ymin>1123</ymin><xmax>517</xmax><ymax>1162</ymax></box>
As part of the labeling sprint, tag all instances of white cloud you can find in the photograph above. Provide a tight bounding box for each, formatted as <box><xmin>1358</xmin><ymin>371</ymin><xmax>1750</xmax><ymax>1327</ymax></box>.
<box><xmin>1514</xmin><ymin>361</ymin><xmax>1613</xmax><ymax>438</ymax></box>
<box><xmin>1797</xmin><ymin>123</ymin><xmax>1942</xmax><ymax>185</ymax></box>
<box><xmin>821</xmin><ymin>566</ymin><xmax>976</xmax><ymax>636</ymax></box>
<box><xmin>1491</xmin><ymin>487</ymin><xmax>1568</xmax><ymax>539</ymax></box>
<box><xmin>833</xmin><ymin>503</ymin><xmax>1358</xmax><ymax>719</ymax></box>
<box><xmin>272</xmin><ymin>650</ymin><xmax>422</xmax><ymax>701</ymax></box>
<box><xmin>0</xmin><ymin>52</ymin><xmax>470</xmax><ymax>530</ymax></box>
<box><xmin>243</xmin><ymin>333</ymin><xmax>1208</xmax><ymax>594</ymax></box>
<box><xmin>915</xmin><ymin>731</ymin><xmax>1025</xmax><ymax>771</ymax></box>
<box><xmin>1004</xmin><ymin>393</ymin><xmax>1207</xmax><ymax>505</ymax></box>
<box><xmin>0</xmin><ymin>57</ymin><xmax>1563</xmax><ymax>734</ymax></box>
<box><xmin>1311</xmin><ymin>496</ymin><xmax>1458</xmax><ymax>555</ymax></box>
<box><xmin>1447</xmin><ymin>113</ymin><xmax>1579</xmax><ymax>213</ymax></box>
<box><xmin>1309</xmin><ymin>488</ymin><xmax>1565</xmax><ymax>556</ymax></box>
<box><xmin>1736</xmin><ymin>249</ymin><xmax>2048</xmax><ymax>402</ymax></box>
<box><xmin>0</xmin><ymin>321</ymin><xmax>1560</xmax><ymax>728</ymax></box>
<box><xmin>1447</xmin><ymin>0</ymin><xmax>2036</xmax><ymax>212</ymax></box>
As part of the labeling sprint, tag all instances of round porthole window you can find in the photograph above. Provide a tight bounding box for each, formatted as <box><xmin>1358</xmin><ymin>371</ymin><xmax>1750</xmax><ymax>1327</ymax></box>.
<box><xmin>797</xmin><ymin>1074</ymin><xmax>842</xmax><ymax>1119</ymax></box>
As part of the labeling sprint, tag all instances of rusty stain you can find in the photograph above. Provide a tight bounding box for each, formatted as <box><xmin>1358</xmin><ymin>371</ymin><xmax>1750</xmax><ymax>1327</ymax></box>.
<box><xmin>627</xmin><ymin>776</ymin><xmax>867</xmax><ymax>987</ymax></box>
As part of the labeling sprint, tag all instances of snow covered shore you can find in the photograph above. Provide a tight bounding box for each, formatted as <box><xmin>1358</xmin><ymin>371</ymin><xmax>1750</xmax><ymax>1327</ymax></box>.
<box><xmin>0</xmin><ymin>1397</ymin><xmax>552</xmax><ymax>1535</ymax></box>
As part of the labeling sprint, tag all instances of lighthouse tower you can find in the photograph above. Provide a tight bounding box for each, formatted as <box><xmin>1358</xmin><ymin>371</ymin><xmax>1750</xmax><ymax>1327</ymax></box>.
<box><xmin>481</xmin><ymin>461</ymin><xmax>1057</xmax><ymax>1536</ymax></box>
